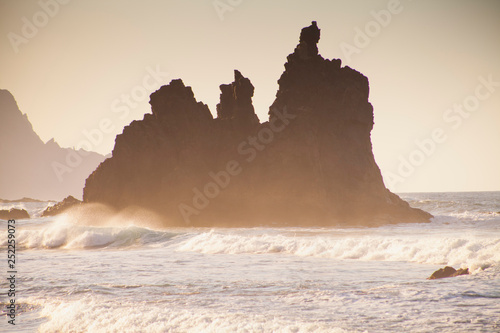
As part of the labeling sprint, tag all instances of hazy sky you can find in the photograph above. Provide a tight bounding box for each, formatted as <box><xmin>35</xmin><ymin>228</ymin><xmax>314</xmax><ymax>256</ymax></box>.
<box><xmin>1</xmin><ymin>0</ymin><xmax>499</xmax><ymax>192</ymax></box>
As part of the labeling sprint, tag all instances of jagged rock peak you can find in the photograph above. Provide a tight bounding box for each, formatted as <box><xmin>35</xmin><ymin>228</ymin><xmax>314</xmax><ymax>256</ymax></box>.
<box><xmin>216</xmin><ymin>70</ymin><xmax>259</xmax><ymax>126</ymax></box>
<box><xmin>295</xmin><ymin>21</ymin><xmax>321</xmax><ymax>59</ymax></box>
<box><xmin>149</xmin><ymin>79</ymin><xmax>195</xmax><ymax>114</ymax></box>
<box><xmin>232</xmin><ymin>70</ymin><xmax>254</xmax><ymax>105</ymax></box>
<box><xmin>149</xmin><ymin>78</ymin><xmax>212</xmax><ymax>125</ymax></box>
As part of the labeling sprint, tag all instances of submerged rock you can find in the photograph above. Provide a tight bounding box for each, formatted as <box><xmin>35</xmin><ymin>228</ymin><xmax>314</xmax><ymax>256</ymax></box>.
<box><xmin>455</xmin><ymin>268</ymin><xmax>470</xmax><ymax>276</ymax></box>
<box><xmin>0</xmin><ymin>208</ymin><xmax>30</xmax><ymax>220</ymax></box>
<box><xmin>83</xmin><ymin>21</ymin><xmax>432</xmax><ymax>227</ymax></box>
<box><xmin>428</xmin><ymin>266</ymin><xmax>469</xmax><ymax>279</ymax></box>
<box><xmin>41</xmin><ymin>195</ymin><xmax>82</xmax><ymax>217</ymax></box>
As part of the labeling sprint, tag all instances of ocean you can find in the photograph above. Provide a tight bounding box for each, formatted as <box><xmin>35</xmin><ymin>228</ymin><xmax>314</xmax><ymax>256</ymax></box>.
<box><xmin>1</xmin><ymin>191</ymin><xmax>499</xmax><ymax>332</ymax></box>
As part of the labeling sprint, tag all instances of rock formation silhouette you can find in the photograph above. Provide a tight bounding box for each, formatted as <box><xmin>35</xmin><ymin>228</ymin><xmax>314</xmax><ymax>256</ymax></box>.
<box><xmin>41</xmin><ymin>195</ymin><xmax>82</xmax><ymax>217</ymax></box>
<box><xmin>84</xmin><ymin>22</ymin><xmax>432</xmax><ymax>226</ymax></box>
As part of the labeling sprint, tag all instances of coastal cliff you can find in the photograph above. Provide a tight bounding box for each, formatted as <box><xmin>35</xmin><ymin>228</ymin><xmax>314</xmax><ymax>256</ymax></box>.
<box><xmin>83</xmin><ymin>22</ymin><xmax>432</xmax><ymax>226</ymax></box>
<box><xmin>0</xmin><ymin>89</ymin><xmax>105</xmax><ymax>201</ymax></box>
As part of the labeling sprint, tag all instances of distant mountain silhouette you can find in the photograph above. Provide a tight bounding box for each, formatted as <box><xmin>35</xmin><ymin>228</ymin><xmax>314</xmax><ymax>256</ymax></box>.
<box><xmin>83</xmin><ymin>22</ymin><xmax>431</xmax><ymax>227</ymax></box>
<box><xmin>0</xmin><ymin>89</ymin><xmax>105</xmax><ymax>200</ymax></box>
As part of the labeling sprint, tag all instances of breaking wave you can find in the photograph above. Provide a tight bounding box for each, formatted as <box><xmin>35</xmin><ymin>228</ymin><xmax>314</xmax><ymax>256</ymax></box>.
<box><xmin>6</xmin><ymin>221</ymin><xmax>179</xmax><ymax>250</ymax></box>
<box><xmin>175</xmin><ymin>226</ymin><xmax>500</xmax><ymax>272</ymax></box>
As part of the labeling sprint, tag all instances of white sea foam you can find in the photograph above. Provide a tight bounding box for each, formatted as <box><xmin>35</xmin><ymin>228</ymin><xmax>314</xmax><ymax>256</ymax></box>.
<box><xmin>8</xmin><ymin>218</ymin><xmax>499</xmax><ymax>273</ymax></box>
<box><xmin>4</xmin><ymin>192</ymin><xmax>499</xmax><ymax>333</ymax></box>
<box><xmin>176</xmin><ymin>227</ymin><xmax>500</xmax><ymax>272</ymax></box>
<box><xmin>34</xmin><ymin>296</ymin><xmax>354</xmax><ymax>333</ymax></box>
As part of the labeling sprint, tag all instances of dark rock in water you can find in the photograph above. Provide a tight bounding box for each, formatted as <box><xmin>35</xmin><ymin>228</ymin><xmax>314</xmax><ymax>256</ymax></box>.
<box><xmin>428</xmin><ymin>266</ymin><xmax>456</xmax><ymax>279</ymax></box>
<box><xmin>41</xmin><ymin>195</ymin><xmax>82</xmax><ymax>217</ymax></box>
<box><xmin>0</xmin><ymin>208</ymin><xmax>30</xmax><ymax>220</ymax></box>
<box><xmin>83</xmin><ymin>21</ymin><xmax>433</xmax><ymax>227</ymax></box>
<box><xmin>428</xmin><ymin>266</ymin><xmax>469</xmax><ymax>279</ymax></box>
<box><xmin>454</xmin><ymin>268</ymin><xmax>469</xmax><ymax>276</ymax></box>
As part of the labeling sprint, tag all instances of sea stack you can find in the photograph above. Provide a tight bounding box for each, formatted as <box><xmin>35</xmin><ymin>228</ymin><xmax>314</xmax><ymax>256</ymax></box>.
<box><xmin>83</xmin><ymin>22</ymin><xmax>432</xmax><ymax>226</ymax></box>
